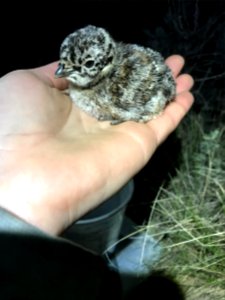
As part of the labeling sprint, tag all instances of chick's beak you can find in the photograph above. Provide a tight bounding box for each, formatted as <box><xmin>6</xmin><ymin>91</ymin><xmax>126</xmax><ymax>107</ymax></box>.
<box><xmin>55</xmin><ymin>64</ymin><xmax>67</xmax><ymax>78</ymax></box>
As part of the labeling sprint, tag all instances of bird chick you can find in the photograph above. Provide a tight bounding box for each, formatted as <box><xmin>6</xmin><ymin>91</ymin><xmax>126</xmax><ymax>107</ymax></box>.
<box><xmin>55</xmin><ymin>25</ymin><xmax>176</xmax><ymax>125</ymax></box>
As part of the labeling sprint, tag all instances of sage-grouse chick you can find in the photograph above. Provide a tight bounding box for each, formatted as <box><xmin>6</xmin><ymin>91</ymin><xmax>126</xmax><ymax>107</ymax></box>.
<box><xmin>55</xmin><ymin>25</ymin><xmax>176</xmax><ymax>125</ymax></box>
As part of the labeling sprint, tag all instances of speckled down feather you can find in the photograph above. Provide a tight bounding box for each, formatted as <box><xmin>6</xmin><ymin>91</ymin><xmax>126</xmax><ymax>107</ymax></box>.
<box><xmin>55</xmin><ymin>25</ymin><xmax>176</xmax><ymax>124</ymax></box>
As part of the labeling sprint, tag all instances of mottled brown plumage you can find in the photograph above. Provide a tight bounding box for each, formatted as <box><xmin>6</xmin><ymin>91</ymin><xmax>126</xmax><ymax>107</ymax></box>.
<box><xmin>55</xmin><ymin>25</ymin><xmax>176</xmax><ymax>124</ymax></box>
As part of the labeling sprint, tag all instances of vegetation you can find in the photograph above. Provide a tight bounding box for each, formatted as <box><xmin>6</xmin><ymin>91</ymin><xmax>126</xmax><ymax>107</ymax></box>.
<box><xmin>145</xmin><ymin>114</ymin><xmax>225</xmax><ymax>299</ymax></box>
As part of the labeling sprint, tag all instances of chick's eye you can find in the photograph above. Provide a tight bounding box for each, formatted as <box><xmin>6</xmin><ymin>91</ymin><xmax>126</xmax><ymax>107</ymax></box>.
<box><xmin>84</xmin><ymin>60</ymin><xmax>95</xmax><ymax>68</ymax></box>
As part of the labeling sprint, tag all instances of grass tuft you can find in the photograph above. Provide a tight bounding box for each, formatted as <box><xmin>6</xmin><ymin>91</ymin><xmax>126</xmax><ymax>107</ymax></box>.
<box><xmin>146</xmin><ymin>114</ymin><xmax>225</xmax><ymax>299</ymax></box>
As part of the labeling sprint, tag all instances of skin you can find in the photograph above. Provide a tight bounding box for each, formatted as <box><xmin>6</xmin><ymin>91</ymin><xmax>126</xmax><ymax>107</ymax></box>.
<box><xmin>0</xmin><ymin>55</ymin><xmax>194</xmax><ymax>235</ymax></box>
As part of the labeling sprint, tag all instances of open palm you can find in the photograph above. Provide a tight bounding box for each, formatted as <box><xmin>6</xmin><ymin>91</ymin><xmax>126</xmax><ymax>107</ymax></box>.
<box><xmin>0</xmin><ymin>56</ymin><xmax>193</xmax><ymax>235</ymax></box>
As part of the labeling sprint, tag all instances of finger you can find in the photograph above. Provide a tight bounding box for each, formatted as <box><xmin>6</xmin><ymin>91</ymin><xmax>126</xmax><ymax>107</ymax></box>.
<box><xmin>165</xmin><ymin>55</ymin><xmax>185</xmax><ymax>78</ymax></box>
<box><xmin>148</xmin><ymin>91</ymin><xmax>194</xmax><ymax>144</ymax></box>
<box><xmin>33</xmin><ymin>62</ymin><xmax>68</xmax><ymax>90</ymax></box>
<box><xmin>176</xmin><ymin>74</ymin><xmax>194</xmax><ymax>94</ymax></box>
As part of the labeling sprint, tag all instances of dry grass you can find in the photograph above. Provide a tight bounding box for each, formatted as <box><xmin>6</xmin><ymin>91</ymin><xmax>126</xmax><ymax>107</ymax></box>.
<box><xmin>144</xmin><ymin>114</ymin><xmax>225</xmax><ymax>299</ymax></box>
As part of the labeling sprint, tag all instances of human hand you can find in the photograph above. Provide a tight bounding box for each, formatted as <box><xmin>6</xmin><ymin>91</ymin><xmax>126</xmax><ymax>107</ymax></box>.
<box><xmin>0</xmin><ymin>55</ymin><xmax>194</xmax><ymax>235</ymax></box>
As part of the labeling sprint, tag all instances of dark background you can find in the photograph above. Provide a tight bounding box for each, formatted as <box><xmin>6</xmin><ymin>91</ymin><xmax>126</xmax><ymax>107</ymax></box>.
<box><xmin>1</xmin><ymin>0</ymin><xmax>225</xmax><ymax>223</ymax></box>
<box><xmin>0</xmin><ymin>1</ymin><xmax>224</xmax><ymax>298</ymax></box>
